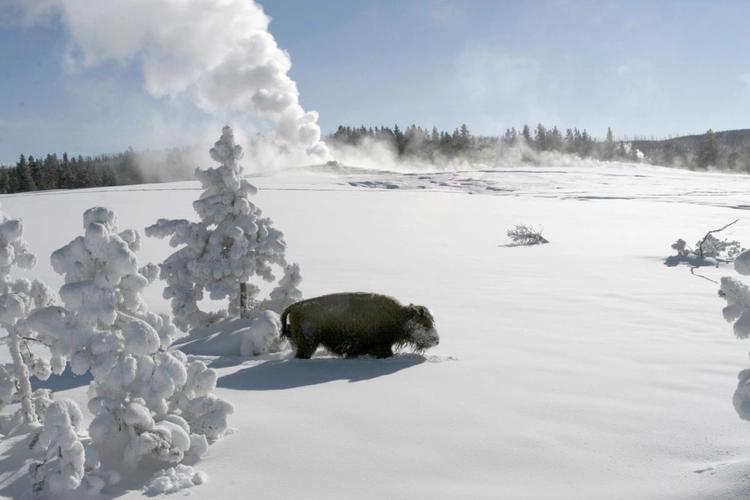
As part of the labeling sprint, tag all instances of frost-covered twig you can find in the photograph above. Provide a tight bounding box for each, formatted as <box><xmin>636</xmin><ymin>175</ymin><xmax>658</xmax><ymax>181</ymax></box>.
<box><xmin>20</xmin><ymin>337</ymin><xmax>51</xmax><ymax>348</ymax></box>
<box><xmin>698</xmin><ymin>219</ymin><xmax>739</xmax><ymax>257</ymax></box>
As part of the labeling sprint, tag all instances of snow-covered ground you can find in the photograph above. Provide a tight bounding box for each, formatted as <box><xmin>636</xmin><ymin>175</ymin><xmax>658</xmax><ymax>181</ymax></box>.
<box><xmin>2</xmin><ymin>161</ymin><xmax>750</xmax><ymax>499</ymax></box>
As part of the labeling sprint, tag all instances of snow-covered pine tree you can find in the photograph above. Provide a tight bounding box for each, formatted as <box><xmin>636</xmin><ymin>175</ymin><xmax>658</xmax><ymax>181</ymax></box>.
<box><xmin>0</xmin><ymin>204</ymin><xmax>56</xmax><ymax>432</ymax></box>
<box><xmin>25</xmin><ymin>207</ymin><xmax>233</xmax><ymax>491</ymax></box>
<box><xmin>718</xmin><ymin>250</ymin><xmax>750</xmax><ymax>420</ymax></box>
<box><xmin>146</xmin><ymin>125</ymin><xmax>300</xmax><ymax>331</ymax></box>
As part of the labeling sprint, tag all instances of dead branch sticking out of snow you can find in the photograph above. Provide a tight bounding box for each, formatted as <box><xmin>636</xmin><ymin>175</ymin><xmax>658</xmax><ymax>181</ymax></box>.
<box><xmin>698</xmin><ymin>219</ymin><xmax>739</xmax><ymax>257</ymax></box>
<box><xmin>506</xmin><ymin>225</ymin><xmax>549</xmax><ymax>246</ymax></box>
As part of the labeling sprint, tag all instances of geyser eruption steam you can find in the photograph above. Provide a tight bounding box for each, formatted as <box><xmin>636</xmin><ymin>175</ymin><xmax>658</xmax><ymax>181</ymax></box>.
<box><xmin>23</xmin><ymin>0</ymin><xmax>331</xmax><ymax>163</ymax></box>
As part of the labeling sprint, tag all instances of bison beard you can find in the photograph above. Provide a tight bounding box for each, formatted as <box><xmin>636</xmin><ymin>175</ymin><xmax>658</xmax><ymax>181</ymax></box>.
<box><xmin>280</xmin><ymin>293</ymin><xmax>439</xmax><ymax>359</ymax></box>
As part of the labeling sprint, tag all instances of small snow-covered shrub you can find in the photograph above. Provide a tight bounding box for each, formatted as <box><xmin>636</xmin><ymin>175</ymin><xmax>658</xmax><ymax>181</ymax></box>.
<box><xmin>506</xmin><ymin>224</ymin><xmax>548</xmax><ymax>246</ymax></box>
<box><xmin>25</xmin><ymin>207</ymin><xmax>233</xmax><ymax>489</ymax></box>
<box><xmin>146</xmin><ymin>126</ymin><xmax>303</xmax><ymax>332</ymax></box>
<box><xmin>241</xmin><ymin>311</ymin><xmax>283</xmax><ymax>356</ymax></box>
<box><xmin>673</xmin><ymin>220</ymin><xmax>742</xmax><ymax>263</ymax></box>
<box><xmin>28</xmin><ymin>399</ymin><xmax>86</xmax><ymax>494</ymax></box>
<box><xmin>719</xmin><ymin>274</ymin><xmax>750</xmax><ymax>341</ymax></box>
<box><xmin>668</xmin><ymin>222</ymin><xmax>743</xmax><ymax>268</ymax></box>
<box><xmin>169</xmin><ymin>311</ymin><xmax>285</xmax><ymax>358</ymax></box>
<box><xmin>671</xmin><ymin>238</ymin><xmax>690</xmax><ymax>256</ymax></box>
<box><xmin>27</xmin><ymin>397</ymin><xmax>120</xmax><ymax>495</ymax></box>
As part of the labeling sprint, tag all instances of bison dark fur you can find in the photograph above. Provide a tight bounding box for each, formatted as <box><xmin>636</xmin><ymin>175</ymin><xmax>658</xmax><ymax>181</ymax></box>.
<box><xmin>280</xmin><ymin>292</ymin><xmax>439</xmax><ymax>359</ymax></box>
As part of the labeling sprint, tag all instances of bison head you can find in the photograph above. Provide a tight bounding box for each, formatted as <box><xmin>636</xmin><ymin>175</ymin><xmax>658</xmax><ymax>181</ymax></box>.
<box><xmin>403</xmin><ymin>305</ymin><xmax>439</xmax><ymax>352</ymax></box>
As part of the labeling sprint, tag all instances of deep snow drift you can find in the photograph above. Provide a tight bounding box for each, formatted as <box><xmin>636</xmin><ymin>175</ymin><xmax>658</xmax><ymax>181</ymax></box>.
<box><xmin>1</xmin><ymin>161</ymin><xmax>750</xmax><ymax>499</ymax></box>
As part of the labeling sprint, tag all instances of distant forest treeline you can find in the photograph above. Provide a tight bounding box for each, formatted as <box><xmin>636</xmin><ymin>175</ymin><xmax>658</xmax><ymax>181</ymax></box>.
<box><xmin>0</xmin><ymin>147</ymin><xmax>198</xmax><ymax>195</ymax></box>
<box><xmin>631</xmin><ymin>129</ymin><xmax>750</xmax><ymax>171</ymax></box>
<box><xmin>327</xmin><ymin>123</ymin><xmax>613</xmax><ymax>161</ymax></box>
<box><xmin>326</xmin><ymin>124</ymin><xmax>750</xmax><ymax>172</ymax></box>
<box><xmin>3</xmin><ymin>124</ymin><xmax>750</xmax><ymax>195</ymax></box>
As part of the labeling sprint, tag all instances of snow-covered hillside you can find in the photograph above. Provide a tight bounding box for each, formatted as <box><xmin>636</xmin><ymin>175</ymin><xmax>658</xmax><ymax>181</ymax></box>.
<box><xmin>1</xmin><ymin>161</ymin><xmax>750</xmax><ymax>499</ymax></box>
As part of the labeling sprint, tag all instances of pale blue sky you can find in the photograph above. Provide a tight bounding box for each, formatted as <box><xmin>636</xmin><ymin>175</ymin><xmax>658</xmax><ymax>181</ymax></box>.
<box><xmin>1</xmin><ymin>0</ymin><xmax>750</xmax><ymax>164</ymax></box>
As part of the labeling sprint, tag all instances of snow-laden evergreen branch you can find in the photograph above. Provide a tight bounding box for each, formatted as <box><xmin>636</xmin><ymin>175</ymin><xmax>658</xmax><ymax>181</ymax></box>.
<box><xmin>261</xmin><ymin>263</ymin><xmax>303</xmax><ymax>314</ymax></box>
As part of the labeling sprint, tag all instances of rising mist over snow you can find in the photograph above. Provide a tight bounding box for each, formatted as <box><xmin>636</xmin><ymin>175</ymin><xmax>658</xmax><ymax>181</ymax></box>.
<box><xmin>325</xmin><ymin>137</ymin><xmax>611</xmax><ymax>174</ymax></box>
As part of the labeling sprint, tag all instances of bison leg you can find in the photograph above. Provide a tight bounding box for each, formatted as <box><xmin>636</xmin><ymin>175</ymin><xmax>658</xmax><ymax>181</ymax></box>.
<box><xmin>294</xmin><ymin>341</ymin><xmax>318</xmax><ymax>359</ymax></box>
<box><xmin>372</xmin><ymin>345</ymin><xmax>394</xmax><ymax>359</ymax></box>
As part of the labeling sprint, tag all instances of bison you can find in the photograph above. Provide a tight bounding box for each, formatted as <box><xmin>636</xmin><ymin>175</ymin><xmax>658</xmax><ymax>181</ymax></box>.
<box><xmin>280</xmin><ymin>292</ymin><xmax>439</xmax><ymax>359</ymax></box>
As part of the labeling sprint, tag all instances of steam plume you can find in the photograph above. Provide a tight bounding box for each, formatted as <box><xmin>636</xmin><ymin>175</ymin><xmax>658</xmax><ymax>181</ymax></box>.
<box><xmin>23</xmin><ymin>0</ymin><xmax>331</xmax><ymax>164</ymax></box>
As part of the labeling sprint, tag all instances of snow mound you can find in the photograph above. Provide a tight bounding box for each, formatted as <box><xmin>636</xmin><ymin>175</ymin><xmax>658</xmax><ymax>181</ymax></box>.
<box><xmin>735</xmin><ymin>249</ymin><xmax>750</xmax><ymax>276</ymax></box>
<box><xmin>423</xmin><ymin>354</ymin><xmax>460</xmax><ymax>363</ymax></box>
<box><xmin>171</xmin><ymin>312</ymin><xmax>282</xmax><ymax>357</ymax></box>
<box><xmin>146</xmin><ymin>464</ymin><xmax>207</xmax><ymax>495</ymax></box>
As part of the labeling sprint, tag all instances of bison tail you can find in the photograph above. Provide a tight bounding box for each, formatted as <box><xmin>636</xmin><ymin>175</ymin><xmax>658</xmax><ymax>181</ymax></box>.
<box><xmin>280</xmin><ymin>307</ymin><xmax>290</xmax><ymax>339</ymax></box>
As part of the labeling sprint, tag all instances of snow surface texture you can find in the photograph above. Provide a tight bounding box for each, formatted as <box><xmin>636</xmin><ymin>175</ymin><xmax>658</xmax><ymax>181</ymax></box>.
<box><xmin>2</xmin><ymin>163</ymin><xmax>750</xmax><ymax>498</ymax></box>
<box><xmin>146</xmin><ymin>126</ymin><xmax>301</xmax><ymax>335</ymax></box>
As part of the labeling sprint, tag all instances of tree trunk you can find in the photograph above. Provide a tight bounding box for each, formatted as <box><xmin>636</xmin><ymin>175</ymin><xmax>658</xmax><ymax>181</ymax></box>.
<box><xmin>240</xmin><ymin>282</ymin><xmax>248</xmax><ymax>319</ymax></box>
<box><xmin>9</xmin><ymin>325</ymin><xmax>37</xmax><ymax>424</ymax></box>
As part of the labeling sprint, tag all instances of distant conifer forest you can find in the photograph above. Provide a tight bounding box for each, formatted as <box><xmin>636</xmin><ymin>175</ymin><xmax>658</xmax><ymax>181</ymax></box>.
<box><xmin>325</xmin><ymin>124</ymin><xmax>750</xmax><ymax>172</ymax></box>
<box><xmin>0</xmin><ymin>147</ymin><xmax>198</xmax><ymax>195</ymax></box>
<box><xmin>2</xmin><ymin>124</ymin><xmax>749</xmax><ymax>194</ymax></box>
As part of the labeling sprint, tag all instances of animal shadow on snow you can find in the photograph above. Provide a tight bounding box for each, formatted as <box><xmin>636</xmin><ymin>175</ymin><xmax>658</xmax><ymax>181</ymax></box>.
<box><xmin>218</xmin><ymin>354</ymin><xmax>427</xmax><ymax>391</ymax></box>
